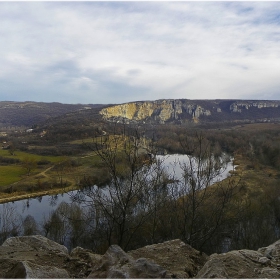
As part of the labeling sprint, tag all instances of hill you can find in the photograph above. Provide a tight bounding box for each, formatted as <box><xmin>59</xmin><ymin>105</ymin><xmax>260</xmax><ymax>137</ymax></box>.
<box><xmin>1</xmin><ymin>99</ymin><xmax>280</xmax><ymax>131</ymax></box>
<box><xmin>0</xmin><ymin>101</ymin><xmax>105</xmax><ymax>128</ymax></box>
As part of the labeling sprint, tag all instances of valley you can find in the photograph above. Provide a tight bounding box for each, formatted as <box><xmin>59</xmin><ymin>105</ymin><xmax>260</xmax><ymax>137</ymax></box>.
<box><xmin>1</xmin><ymin>99</ymin><xmax>280</xmax><ymax>255</ymax></box>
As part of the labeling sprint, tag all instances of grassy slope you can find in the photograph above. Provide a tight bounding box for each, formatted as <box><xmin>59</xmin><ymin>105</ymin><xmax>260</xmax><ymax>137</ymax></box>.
<box><xmin>0</xmin><ymin>150</ymin><xmax>64</xmax><ymax>186</ymax></box>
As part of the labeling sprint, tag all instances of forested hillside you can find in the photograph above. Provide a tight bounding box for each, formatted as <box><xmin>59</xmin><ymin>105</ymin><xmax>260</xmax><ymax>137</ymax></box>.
<box><xmin>0</xmin><ymin>101</ymin><xmax>105</xmax><ymax>128</ymax></box>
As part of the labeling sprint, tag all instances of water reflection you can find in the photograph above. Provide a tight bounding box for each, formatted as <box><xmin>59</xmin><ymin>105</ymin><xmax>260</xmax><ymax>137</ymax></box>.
<box><xmin>36</xmin><ymin>196</ymin><xmax>42</xmax><ymax>203</ymax></box>
<box><xmin>49</xmin><ymin>195</ymin><xmax>59</xmax><ymax>207</ymax></box>
<box><xmin>0</xmin><ymin>154</ymin><xmax>234</xmax><ymax>225</ymax></box>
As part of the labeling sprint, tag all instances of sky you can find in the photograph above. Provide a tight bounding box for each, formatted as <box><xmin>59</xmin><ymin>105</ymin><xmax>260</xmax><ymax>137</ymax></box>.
<box><xmin>1</xmin><ymin>1</ymin><xmax>280</xmax><ymax>105</ymax></box>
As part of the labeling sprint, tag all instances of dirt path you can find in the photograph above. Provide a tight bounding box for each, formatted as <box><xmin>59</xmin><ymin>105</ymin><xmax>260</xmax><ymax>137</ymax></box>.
<box><xmin>0</xmin><ymin>165</ymin><xmax>78</xmax><ymax>204</ymax></box>
<box><xmin>38</xmin><ymin>165</ymin><xmax>54</xmax><ymax>177</ymax></box>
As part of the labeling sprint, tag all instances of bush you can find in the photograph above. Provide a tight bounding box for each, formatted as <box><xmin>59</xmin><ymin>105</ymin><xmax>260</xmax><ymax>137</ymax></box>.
<box><xmin>37</xmin><ymin>160</ymin><xmax>51</xmax><ymax>165</ymax></box>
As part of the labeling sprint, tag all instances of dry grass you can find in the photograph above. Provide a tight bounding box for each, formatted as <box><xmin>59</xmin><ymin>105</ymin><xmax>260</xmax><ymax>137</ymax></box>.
<box><xmin>232</xmin><ymin>123</ymin><xmax>280</xmax><ymax>132</ymax></box>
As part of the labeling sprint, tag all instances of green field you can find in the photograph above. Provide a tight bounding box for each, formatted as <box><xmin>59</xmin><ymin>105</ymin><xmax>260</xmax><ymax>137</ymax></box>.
<box><xmin>0</xmin><ymin>149</ymin><xmax>66</xmax><ymax>188</ymax></box>
<box><xmin>0</xmin><ymin>166</ymin><xmax>26</xmax><ymax>186</ymax></box>
<box><xmin>0</xmin><ymin>149</ymin><xmax>64</xmax><ymax>163</ymax></box>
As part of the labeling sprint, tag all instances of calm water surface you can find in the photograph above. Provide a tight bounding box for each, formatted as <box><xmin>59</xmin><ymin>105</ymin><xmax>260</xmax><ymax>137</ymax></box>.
<box><xmin>0</xmin><ymin>154</ymin><xmax>234</xmax><ymax>223</ymax></box>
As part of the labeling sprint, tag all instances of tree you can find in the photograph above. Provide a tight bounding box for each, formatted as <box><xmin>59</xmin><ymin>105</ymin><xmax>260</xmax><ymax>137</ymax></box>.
<box><xmin>70</xmin><ymin>126</ymin><xmax>240</xmax><ymax>253</ymax></box>
<box><xmin>168</xmin><ymin>132</ymin><xmax>240</xmax><ymax>252</ymax></box>
<box><xmin>8</xmin><ymin>142</ymin><xmax>16</xmax><ymax>156</ymax></box>
<box><xmin>23</xmin><ymin>215</ymin><xmax>38</xmax><ymax>236</ymax></box>
<box><xmin>0</xmin><ymin>204</ymin><xmax>21</xmax><ymax>244</ymax></box>
<box><xmin>53</xmin><ymin>158</ymin><xmax>71</xmax><ymax>188</ymax></box>
<box><xmin>72</xmin><ymin>124</ymin><xmax>167</xmax><ymax>251</ymax></box>
<box><xmin>22</xmin><ymin>157</ymin><xmax>37</xmax><ymax>176</ymax></box>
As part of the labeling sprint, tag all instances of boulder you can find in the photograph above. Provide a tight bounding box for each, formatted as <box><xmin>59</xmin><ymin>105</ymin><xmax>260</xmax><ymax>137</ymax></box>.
<box><xmin>3</xmin><ymin>235</ymin><xmax>280</xmax><ymax>279</ymax></box>
<box><xmin>5</xmin><ymin>261</ymin><xmax>69</xmax><ymax>278</ymax></box>
<box><xmin>70</xmin><ymin>246</ymin><xmax>102</xmax><ymax>266</ymax></box>
<box><xmin>128</xmin><ymin>239</ymin><xmax>208</xmax><ymax>278</ymax></box>
<box><xmin>87</xmin><ymin>244</ymin><xmax>166</xmax><ymax>278</ymax></box>
<box><xmin>130</xmin><ymin>257</ymin><xmax>167</xmax><ymax>278</ymax></box>
<box><xmin>196</xmin><ymin>249</ymin><xmax>280</xmax><ymax>278</ymax></box>
<box><xmin>0</xmin><ymin>235</ymin><xmax>88</xmax><ymax>278</ymax></box>
<box><xmin>258</xmin><ymin>239</ymin><xmax>280</xmax><ymax>262</ymax></box>
<box><xmin>2</xmin><ymin>235</ymin><xmax>68</xmax><ymax>255</ymax></box>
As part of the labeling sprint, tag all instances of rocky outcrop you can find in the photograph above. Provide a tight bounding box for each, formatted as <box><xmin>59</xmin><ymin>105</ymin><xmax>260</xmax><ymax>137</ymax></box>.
<box><xmin>128</xmin><ymin>239</ymin><xmax>208</xmax><ymax>278</ymax></box>
<box><xmin>100</xmin><ymin>99</ymin><xmax>212</xmax><ymax>124</ymax></box>
<box><xmin>70</xmin><ymin>246</ymin><xmax>102</xmax><ymax>267</ymax></box>
<box><xmin>2</xmin><ymin>235</ymin><xmax>280</xmax><ymax>278</ymax></box>
<box><xmin>196</xmin><ymin>248</ymin><xmax>280</xmax><ymax>279</ymax></box>
<box><xmin>5</xmin><ymin>261</ymin><xmax>69</xmax><ymax>278</ymax></box>
<box><xmin>230</xmin><ymin>101</ymin><xmax>279</xmax><ymax>113</ymax></box>
<box><xmin>0</xmin><ymin>236</ymin><xmax>207</xmax><ymax>279</ymax></box>
<box><xmin>0</xmin><ymin>235</ymin><xmax>90</xmax><ymax>278</ymax></box>
<box><xmin>88</xmin><ymin>244</ymin><xmax>166</xmax><ymax>278</ymax></box>
<box><xmin>258</xmin><ymin>239</ymin><xmax>280</xmax><ymax>263</ymax></box>
<box><xmin>100</xmin><ymin>99</ymin><xmax>280</xmax><ymax>124</ymax></box>
<box><xmin>2</xmin><ymin>235</ymin><xmax>68</xmax><ymax>255</ymax></box>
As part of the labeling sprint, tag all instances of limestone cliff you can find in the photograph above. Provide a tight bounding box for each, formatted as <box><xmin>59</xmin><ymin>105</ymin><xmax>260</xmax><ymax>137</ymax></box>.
<box><xmin>230</xmin><ymin>101</ymin><xmax>279</xmax><ymax>113</ymax></box>
<box><xmin>100</xmin><ymin>99</ymin><xmax>280</xmax><ymax>124</ymax></box>
<box><xmin>100</xmin><ymin>99</ymin><xmax>212</xmax><ymax>124</ymax></box>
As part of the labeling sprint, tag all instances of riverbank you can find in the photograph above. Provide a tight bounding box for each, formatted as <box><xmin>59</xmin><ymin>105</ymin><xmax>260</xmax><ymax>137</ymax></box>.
<box><xmin>0</xmin><ymin>185</ymin><xmax>78</xmax><ymax>204</ymax></box>
<box><xmin>1</xmin><ymin>153</ymin><xmax>275</xmax><ymax>206</ymax></box>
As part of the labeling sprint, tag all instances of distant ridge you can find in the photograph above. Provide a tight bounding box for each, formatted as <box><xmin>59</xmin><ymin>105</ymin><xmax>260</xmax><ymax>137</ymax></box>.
<box><xmin>100</xmin><ymin>99</ymin><xmax>280</xmax><ymax>124</ymax></box>
<box><xmin>0</xmin><ymin>101</ymin><xmax>105</xmax><ymax>127</ymax></box>
<box><xmin>1</xmin><ymin>99</ymin><xmax>280</xmax><ymax>128</ymax></box>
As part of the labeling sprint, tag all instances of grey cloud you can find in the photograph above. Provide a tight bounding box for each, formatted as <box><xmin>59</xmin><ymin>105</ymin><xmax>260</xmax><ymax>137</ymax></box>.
<box><xmin>1</xmin><ymin>2</ymin><xmax>280</xmax><ymax>104</ymax></box>
<box><xmin>45</xmin><ymin>60</ymin><xmax>81</xmax><ymax>78</ymax></box>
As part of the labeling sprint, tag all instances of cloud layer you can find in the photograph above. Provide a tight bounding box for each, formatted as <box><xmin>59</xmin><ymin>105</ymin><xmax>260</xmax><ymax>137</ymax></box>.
<box><xmin>1</xmin><ymin>2</ymin><xmax>280</xmax><ymax>104</ymax></box>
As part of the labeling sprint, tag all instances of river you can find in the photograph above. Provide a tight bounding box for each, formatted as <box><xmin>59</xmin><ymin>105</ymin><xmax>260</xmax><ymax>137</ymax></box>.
<box><xmin>0</xmin><ymin>154</ymin><xmax>234</xmax><ymax>224</ymax></box>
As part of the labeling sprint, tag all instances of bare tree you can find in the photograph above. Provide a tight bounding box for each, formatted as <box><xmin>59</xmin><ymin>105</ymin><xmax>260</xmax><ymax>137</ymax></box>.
<box><xmin>169</xmin><ymin>132</ymin><xmax>240</xmax><ymax>252</ymax></box>
<box><xmin>42</xmin><ymin>206</ymin><xmax>69</xmax><ymax>245</ymax></box>
<box><xmin>69</xmin><ymin>126</ymin><xmax>240</xmax><ymax>253</ymax></box>
<box><xmin>0</xmin><ymin>204</ymin><xmax>21</xmax><ymax>244</ymax></box>
<box><xmin>23</xmin><ymin>215</ymin><xmax>38</xmax><ymax>236</ymax></box>
<box><xmin>22</xmin><ymin>157</ymin><xmax>37</xmax><ymax>176</ymax></box>
<box><xmin>53</xmin><ymin>158</ymin><xmax>71</xmax><ymax>188</ymax></box>
<box><xmin>71</xmin><ymin>124</ymin><xmax>168</xmax><ymax>251</ymax></box>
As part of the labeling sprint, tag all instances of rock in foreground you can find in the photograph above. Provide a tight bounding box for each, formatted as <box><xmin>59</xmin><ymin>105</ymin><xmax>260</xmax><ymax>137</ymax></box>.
<box><xmin>88</xmin><ymin>244</ymin><xmax>166</xmax><ymax>278</ymax></box>
<box><xmin>128</xmin><ymin>239</ymin><xmax>208</xmax><ymax>278</ymax></box>
<box><xmin>2</xmin><ymin>235</ymin><xmax>280</xmax><ymax>278</ymax></box>
<box><xmin>0</xmin><ymin>235</ymin><xmax>89</xmax><ymax>278</ymax></box>
<box><xmin>196</xmin><ymin>248</ymin><xmax>280</xmax><ymax>279</ymax></box>
<box><xmin>5</xmin><ymin>261</ymin><xmax>69</xmax><ymax>278</ymax></box>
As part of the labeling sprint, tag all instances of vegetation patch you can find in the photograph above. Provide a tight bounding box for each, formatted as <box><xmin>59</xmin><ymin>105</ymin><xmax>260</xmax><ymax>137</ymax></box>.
<box><xmin>0</xmin><ymin>150</ymin><xmax>64</xmax><ymax>163</ymax></box>
<box><xmin>0</xmin><ymin>166</ymin><xmax>26</xmax><ymax>186</ymax></box>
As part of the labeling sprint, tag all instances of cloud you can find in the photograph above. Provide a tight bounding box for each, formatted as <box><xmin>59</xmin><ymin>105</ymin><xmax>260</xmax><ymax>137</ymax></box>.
<box><xmin>0</xmin><ymin>2</ymin><xmax>280</xmax><ymax>104</ymax></box>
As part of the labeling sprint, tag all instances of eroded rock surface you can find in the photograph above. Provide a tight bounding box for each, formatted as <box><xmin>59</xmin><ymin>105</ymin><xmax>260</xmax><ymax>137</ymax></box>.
<box><xmin>99</xmin><ymin>99</ymin><xmax>280</xmax><ymax>124</ymax></box>
<box><xmin>258</xmin><ymin>239</ymin><xmax>280</xmax><ymax>261</ymax></box>
<box><xmin>0</xmin><ymin>235</ymin><xmax>91</xmax><ymax>278</ymax></box>
<box><xmin>70</xmin><ymin>246</ymin><xmax>102</xmax><ymax>267</ymax></box>
<box><xmin>128</xmin><ymin>239</ymin><xmax>208</xmax><ymax>278</ymax></box>
<box><xmin>196</xmin><ymin>249</ymin><xmax>280</xmax><ymax>279</ymax></box>
<box><xmin>5</xmin><ymin>261</ymin><xmax>69</xmax><ymax>278</ymax></box>
<box><xmin>2</xmin><ymin>235</ymin><xmax>68</xmax><ymax>255</ymax></box>
<box><xmin>87</xmin><ymin>244</ymin><xmax>166</xmax><ymax>278</ymax></box>
<box><xmin>2</xmin><ymin>235</ymin><xmax>280</xmax><ymax>278</ymax></box>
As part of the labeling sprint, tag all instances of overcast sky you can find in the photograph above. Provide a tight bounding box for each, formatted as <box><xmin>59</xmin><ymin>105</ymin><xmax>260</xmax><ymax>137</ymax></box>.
<box><xmin>1</xmin><ymin>2</ymin><xmax>280</xmax><ymax>104</ymax></box>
